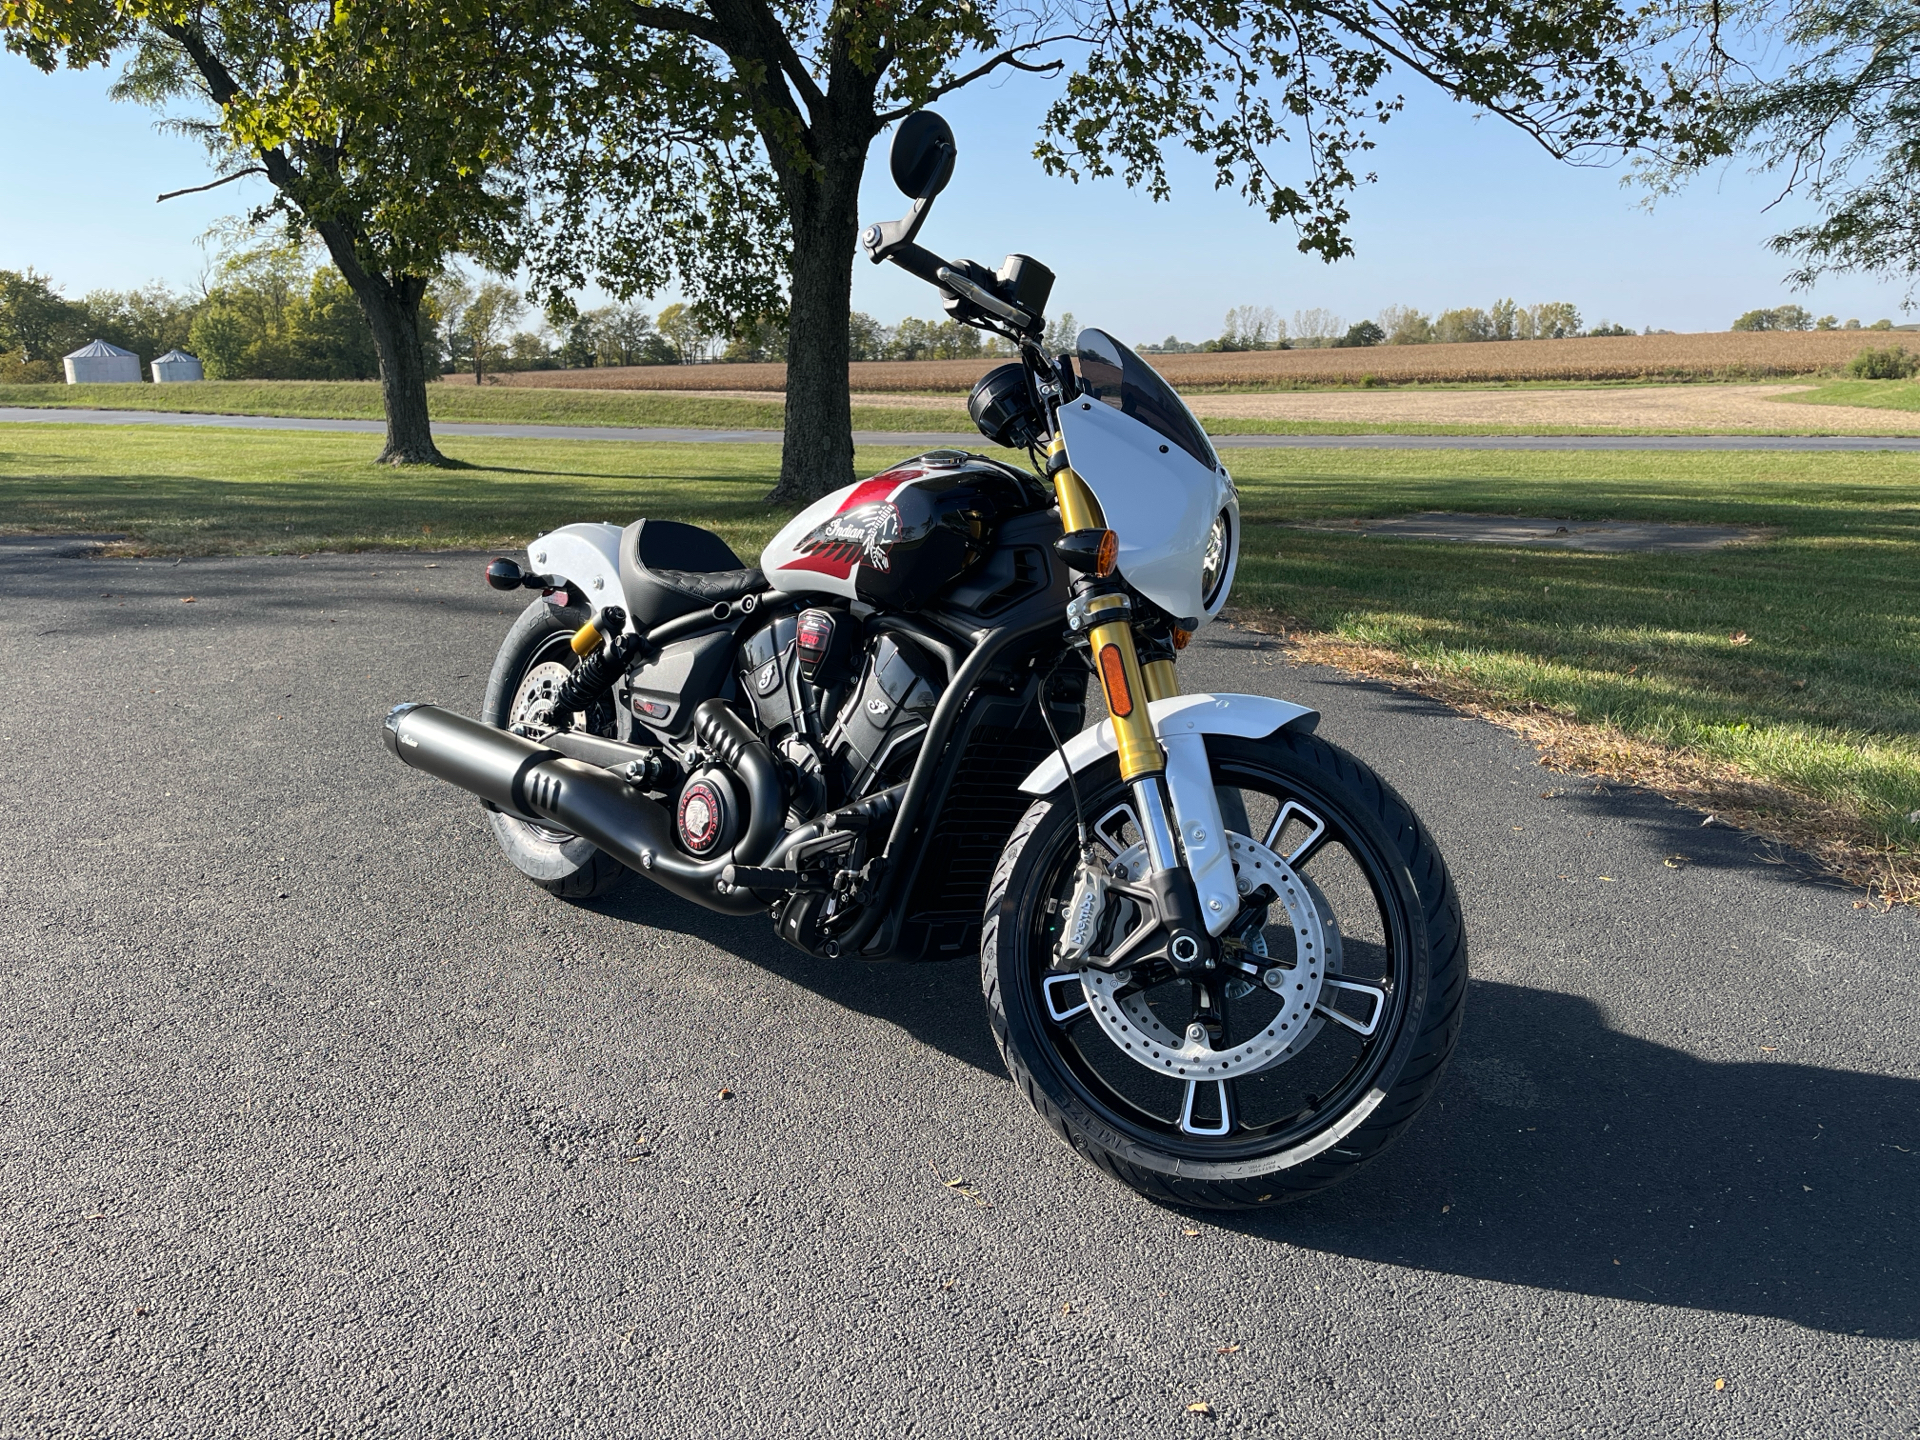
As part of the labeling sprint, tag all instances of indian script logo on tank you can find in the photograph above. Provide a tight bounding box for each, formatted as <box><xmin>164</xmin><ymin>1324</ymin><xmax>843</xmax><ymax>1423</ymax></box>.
<box><xmin>794</xmin><ymin>500</ymin><xmax>902</xmax><ymax>575</ymax></box>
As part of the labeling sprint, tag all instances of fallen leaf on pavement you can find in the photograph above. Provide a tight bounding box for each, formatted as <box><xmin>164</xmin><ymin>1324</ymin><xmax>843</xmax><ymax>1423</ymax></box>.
<box><xmin>1217</xmin><ymin>1344</ymin><xmax>1241</xmax><ymax>1355</ymax></box>
<box><xmin>1760</xmin><ymin>1046</ymin><xmax>1776</xmax><ymax>1052</ymax></box>
<box><xmin>717</xmin><ymin>1089</ymin><xmax>733</xmax><ymax>1099</ymax></box>
<box><xmin>1664</xmin><ymin>855</ymin><xmax>1687</xmax><ymax>868</ymax></box>
<box><xmin>1715</xmin><ymin>1378</ymin><xmax>1727</xmax><ymax>1391</ymax></box>
<box><xmin>181</xmin><ymin>596</ymin><xmax>196</xmax><ymax>603</ymax></box>
<box><xmin>1181</xmin><ymin>1228</ymin><xmax>1201</xmax><ymax>1237</ymax></box>
<box><xmin>1187</xmin><ymin>1401</ymin><xmax>1214</xmax><ymax>1415</ymax></box>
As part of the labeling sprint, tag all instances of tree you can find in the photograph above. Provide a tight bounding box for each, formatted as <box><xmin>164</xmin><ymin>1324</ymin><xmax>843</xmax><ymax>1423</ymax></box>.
<box><xmin>460</xmin><ymin>281</ymin><xmax>528</xmax><ymax>382</ymax></box>
<box><xmin>848</xmin><ymin>311</ymin><xmax>890</xmax><ymax>362</ymax></box>
<box><xmin>1217</xmin><ymin>304</ymin><xmax>1284</xmax><ymax>350</ymax></box>
<box><xmin>1380</xmin><ymin>305</ymin><xmax>1433</xmax><ymax>345</ymax></box>
<box><xmin>1432</xmin><ymin>306</ymin><xmax>1493</xmax><ymax>343</ymax></box>
<box><xmin>518</xmin><ymin>0</ymin><xmax>1666</xmax><ymax>502</ymax></box>
<box><xmin>1655</xmin><ymin>1</ymin><xmax>1920</xmax><ymax>299</ymax></box>
<box><xmin>5</xmin><ymin>0</ymin><xmax>544</xmax><ymax>463</ymax></box>
<box><xmin>1290</xmin><ymin>308</ymin><xmax>1345</xmax><ymax>348</ymax></box>
<box><xmin>1731</xmin><ymin>304</ymin><xmax>1814</xmax><ymax>331</ymax></box>
<box><xmin>80</xmin><ymin>282</ymin><xmax>199</xmax><ymax>366</ymax></box>
<box><xmin>657</xmin><ymin>302</ymin><xmax>721</xmax><ymax>364</ymax></box>
<box><xmin>1333</xmin><ymin>319</ymin><xmax>1385</xmax><ymax>348</ymax></box>
<box><xmin>0</xmin><ymin>269</ymin><xmax>89</xmax><ymax>376</ymax></box>
<box><xmin>1529</xmin><ymin>301</ymin><xmax>1584</xmax><ymax>338</ymax></box>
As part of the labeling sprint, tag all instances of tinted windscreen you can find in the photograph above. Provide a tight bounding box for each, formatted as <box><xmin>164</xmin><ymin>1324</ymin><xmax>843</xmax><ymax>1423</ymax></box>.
<box><xmin>1073</xmin><ymin>328</ymin><xmax>1217</xmax><ymax>470</ymax></box>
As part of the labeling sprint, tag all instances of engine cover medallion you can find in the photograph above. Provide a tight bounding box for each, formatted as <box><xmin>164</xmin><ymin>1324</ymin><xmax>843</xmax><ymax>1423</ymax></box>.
<box><xmin>675</xmin><ymin>773</ymin><xmax>737</xmax><ymax>856</ymax></box>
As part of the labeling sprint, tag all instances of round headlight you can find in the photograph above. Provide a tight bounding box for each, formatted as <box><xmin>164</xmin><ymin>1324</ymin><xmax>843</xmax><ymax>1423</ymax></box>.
<box><xmin>1200</xmin><ymin>509</ymin><xmax>1232</xmax><ymax>610</ymax></box>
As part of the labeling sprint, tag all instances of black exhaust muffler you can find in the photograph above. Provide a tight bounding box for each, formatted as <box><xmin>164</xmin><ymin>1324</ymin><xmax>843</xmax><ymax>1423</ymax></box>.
<box><xmin>383</xmin><ymin>699</ymin><xmax>780</xmax><ymax>916</ymax></box>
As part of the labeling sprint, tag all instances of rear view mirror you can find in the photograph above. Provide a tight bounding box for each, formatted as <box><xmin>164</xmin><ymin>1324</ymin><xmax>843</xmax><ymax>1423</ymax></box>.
<box><xmin>891</xmin><ymin>111</ymin><xmax>956</xmax><ymax>200</ymax></box>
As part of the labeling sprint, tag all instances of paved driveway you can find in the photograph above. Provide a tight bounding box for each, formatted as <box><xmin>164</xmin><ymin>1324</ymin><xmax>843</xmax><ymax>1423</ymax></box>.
<box><xmin>1</xmin><ymin>542</ymin><xmax>1913</xmax><ymax>1437</ymax></box>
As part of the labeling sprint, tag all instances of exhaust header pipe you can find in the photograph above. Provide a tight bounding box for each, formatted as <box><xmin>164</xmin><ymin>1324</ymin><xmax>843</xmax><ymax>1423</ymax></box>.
<box><xmin>382</xmin><ymin>700</ymin><xmax>779</xmax><ymax>916</ymax></box>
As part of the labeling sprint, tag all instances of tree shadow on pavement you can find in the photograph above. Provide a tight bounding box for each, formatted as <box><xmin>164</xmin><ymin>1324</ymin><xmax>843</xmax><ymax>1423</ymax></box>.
<box><xmin>1219</xmin><ymin>977</ymin><xmax>1917</xmax><ymax>1340</ymax></box>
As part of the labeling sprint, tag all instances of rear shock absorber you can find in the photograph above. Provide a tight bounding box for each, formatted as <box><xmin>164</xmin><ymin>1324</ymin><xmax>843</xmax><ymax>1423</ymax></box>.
<box><xmin>543</xmin><ymin>607</ymin><xmax>643</xmax><ymax>730</ymax></box>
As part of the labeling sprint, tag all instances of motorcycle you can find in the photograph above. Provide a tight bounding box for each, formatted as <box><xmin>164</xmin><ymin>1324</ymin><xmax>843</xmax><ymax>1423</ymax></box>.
<box><xmin>382</xmin><ymin>111</ymin><xmax>1465</xmax><ymax>1209</ymax></box>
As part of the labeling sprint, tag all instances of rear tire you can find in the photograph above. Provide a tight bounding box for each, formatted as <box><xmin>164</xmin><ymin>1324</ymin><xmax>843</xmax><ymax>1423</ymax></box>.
<box><xmin>980</xmin><ymin>728</ymin><xmax>1466</xmax><ymax>1210</ymax></box>
<box><xmin>480</xmin><ymin>598</ymin><xmax>628</xmax><ymax>901</ymax></box>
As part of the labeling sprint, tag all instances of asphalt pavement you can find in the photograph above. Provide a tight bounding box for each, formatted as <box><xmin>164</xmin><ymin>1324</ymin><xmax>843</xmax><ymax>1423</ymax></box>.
<box><xmin>1</xmin><ymin>541</ymin><xmax>1913</xmax><ymax>1438</ymax></box>
<box><xmin>7</xmin><ymin>404</ymin><xmax>1920</xmax><ymax>450</ymax></box>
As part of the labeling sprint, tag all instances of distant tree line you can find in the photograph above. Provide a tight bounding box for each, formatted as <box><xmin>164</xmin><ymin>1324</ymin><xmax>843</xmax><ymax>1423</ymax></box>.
<box><xmin>1141</xmin><ymin>300</ymin><xmax>1638</xmax><ymax>354</ymax></box>
<box><xmin>0</xmin><ymin>267</ymin><xmax>199</xmax><ymax>381</ymax></box>
<box><xmin>1730</xmin><ymin>305</ymin><xmax>1892</xmax><ymax>332</ymax></box>
<box><xmin>1</xmin><ymin>251</ymin><xmax>1032</xmax><ymax>383</ymax></box>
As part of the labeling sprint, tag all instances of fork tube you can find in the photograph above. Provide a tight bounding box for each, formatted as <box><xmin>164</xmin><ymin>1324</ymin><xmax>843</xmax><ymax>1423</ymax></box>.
<box><xmin>1049</xmin><ymin>438</ymin><xmax>1165</xmax><ymax>782</ymax></box>
<box><xmin>1142</xmin><ymin>659</ymin><xmax>1179</xmax><ymax>702</ymax></box>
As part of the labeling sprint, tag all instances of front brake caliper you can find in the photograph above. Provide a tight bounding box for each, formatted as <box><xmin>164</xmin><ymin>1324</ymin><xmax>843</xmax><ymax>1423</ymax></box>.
<box><xmin>1051</xmin><ymin>856</ymin><xmax>1111</xmax><ymax>971</ymax></box>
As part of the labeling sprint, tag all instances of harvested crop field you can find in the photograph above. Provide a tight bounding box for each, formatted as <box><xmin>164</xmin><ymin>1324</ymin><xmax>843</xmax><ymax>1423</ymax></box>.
<box><xmin>646</xmin><ymin>382</ymin><xmax>1920</xmax><ymax>433</ymax></box>
<box><xmin>440</xmin><ymin>328</ymin><xmax>1914</xmax><ymax>394</ymax></box>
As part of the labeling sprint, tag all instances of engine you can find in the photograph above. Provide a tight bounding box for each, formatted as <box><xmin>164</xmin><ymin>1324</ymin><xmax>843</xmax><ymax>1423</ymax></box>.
<box><xmin>735</xmin><ymin>606</ymin><xmax>945</xmax><ymax>823</ymax></box>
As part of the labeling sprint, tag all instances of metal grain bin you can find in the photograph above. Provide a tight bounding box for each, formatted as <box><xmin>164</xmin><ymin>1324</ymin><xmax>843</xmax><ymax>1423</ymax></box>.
<box><xmin>63</xmin><ymin>339</ymin><xmax>142</xmax><ymax>385</ymax></box>
<box><xmin>151</xmin><ymin>349</ymin><xmax>205</xmax><ymax>383</ymax></box>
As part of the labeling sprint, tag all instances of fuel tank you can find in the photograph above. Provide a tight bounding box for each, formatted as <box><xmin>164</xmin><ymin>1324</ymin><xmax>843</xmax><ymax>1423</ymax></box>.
<box><xmin>762</xmin><ymin>450</ymin><xmax>1044</xmax><ymax>609</ymax></box>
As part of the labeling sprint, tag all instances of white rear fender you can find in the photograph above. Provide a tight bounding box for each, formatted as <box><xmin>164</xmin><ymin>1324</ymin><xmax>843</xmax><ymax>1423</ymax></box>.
<box><xmin>526</xmin><ymin>523</ymin><xmax>626</xmax><ymax>615</ymax></box>
<box><xmin>1018</xmin><ymin>693</ymin><xmax>1320</xmax><ymax>937</ymax></box>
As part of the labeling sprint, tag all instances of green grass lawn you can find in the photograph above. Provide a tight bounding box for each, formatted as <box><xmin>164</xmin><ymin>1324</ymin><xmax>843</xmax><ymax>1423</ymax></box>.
<box><xmin>0</xmin><ymin>380</ymin><xmax>966</xmax><ymax>435</ymax></box>
<box><xmin>1</xmin><ymin>422</ymin><xmax>1915</xmax><ymax>857</ymax></box>
<box><xmin>1777</xmin><ymin>379</ymin><xmax>1920</xmax><ymax>412</ymax></box>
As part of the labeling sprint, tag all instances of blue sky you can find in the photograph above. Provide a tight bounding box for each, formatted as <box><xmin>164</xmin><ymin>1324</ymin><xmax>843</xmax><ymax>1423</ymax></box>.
<box><xmin>4</xmin><ymin>49</ymin><xmax>1911</xmax><ymax>345</ymax></box>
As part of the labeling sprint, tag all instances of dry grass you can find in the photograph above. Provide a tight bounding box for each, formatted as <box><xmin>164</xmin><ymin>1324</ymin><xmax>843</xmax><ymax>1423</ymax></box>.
<box><xmin>445</xmin><ymin>330</ymin><xmax>1910</xmax><ymax>394</ymax></box>
<box><xmin>1230</xmin><ymin>614</ymin><xmax>1919</xmax><ymax>908</ymax></box>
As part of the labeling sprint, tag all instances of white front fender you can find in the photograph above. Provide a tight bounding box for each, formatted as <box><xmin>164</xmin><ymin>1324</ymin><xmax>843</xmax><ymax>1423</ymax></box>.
<box><xmin>1018</xmin><ymin>693</ymin><xmax>1320</xmax><ymax>937</ymax></box>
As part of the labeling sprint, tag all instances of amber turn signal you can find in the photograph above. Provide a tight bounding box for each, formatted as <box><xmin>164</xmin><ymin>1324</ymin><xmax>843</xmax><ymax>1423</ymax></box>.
<box><xmin>1054</xmin><ymin>528</ymin><xmax>1120</xmax><ymax>577</ymax></box>
<box><xmin>1171</xmin><ymin>626</ymin><xmax>1193</xmax><ymax>651</ymax></box>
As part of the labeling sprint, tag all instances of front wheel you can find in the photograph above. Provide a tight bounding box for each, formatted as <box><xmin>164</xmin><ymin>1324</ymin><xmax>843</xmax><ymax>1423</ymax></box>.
<box><xmin>980</xmin><ymin>728</ymin><xmax>1466</xmax><ymax>1210</ymax></box>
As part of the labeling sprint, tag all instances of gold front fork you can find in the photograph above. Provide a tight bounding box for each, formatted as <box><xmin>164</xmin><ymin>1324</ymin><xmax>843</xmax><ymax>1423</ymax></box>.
<box><xmin>1049</xmin><ymin>439</ymin><xmax>1170</xmax><ymax>781</ymax></box>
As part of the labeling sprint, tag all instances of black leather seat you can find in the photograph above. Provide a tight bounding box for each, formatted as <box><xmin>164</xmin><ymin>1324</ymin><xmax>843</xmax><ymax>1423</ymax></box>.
<box><xmin>618</xmin><ymin>518</ymin><xmax>767</xmax><ymax>630</ymax></box>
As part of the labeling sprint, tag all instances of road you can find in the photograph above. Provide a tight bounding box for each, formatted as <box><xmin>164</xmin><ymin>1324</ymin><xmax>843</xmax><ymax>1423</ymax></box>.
<box><xmin>1</xmin><ymin>540</ymin><xmax>1913</xmax><ymax>1438</ymax></box>
<box><xmin>7</xmin><ymin>404</ymin><xmax>1920</xmax><ymax>450</ymax></box>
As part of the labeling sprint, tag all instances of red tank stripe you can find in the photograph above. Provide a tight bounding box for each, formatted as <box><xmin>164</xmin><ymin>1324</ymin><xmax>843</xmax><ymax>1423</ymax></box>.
<box><xmin>838</xmin><ymin>471</ymin><xmax>919</xmax><ymax>510</ymax></box>
<box><xmin>777</xmin><ymin>551</ymin><xmax>855</xmax><ymax>578</ymax></box>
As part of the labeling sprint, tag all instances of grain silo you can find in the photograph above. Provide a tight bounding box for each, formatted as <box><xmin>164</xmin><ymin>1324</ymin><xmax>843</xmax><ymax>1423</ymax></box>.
<box><xmin>63</xmin><ymin>339</ymin><xmax>142</xmax><ymax>385</ymax></box>
<box><xmin>151</xmin><ymin>349</ymin><xmax>205</xmax><ymax>383</ymax></box>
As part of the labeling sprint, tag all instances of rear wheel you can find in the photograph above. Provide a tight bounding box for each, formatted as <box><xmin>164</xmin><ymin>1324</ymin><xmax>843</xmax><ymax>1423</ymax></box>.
<box><xmin>479</xmin><ymin>598</ymin><xmax>628</xmax><ymax>900</ymax></box>
<box><xmin>980</xmin><ymin>728</ymin><xmax>1465</xmax><ymax>1209</ymax></box>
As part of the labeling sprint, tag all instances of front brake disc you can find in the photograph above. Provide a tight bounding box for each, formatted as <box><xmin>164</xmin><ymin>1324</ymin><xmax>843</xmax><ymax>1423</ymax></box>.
<box><xmin>1075</xmin><ymin>832</ymin><xmax>1331</xmax><ymax>1082</ymax></box>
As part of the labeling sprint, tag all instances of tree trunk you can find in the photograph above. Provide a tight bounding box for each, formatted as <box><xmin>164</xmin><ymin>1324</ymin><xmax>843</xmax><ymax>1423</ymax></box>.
<box><xmin>767</xmin><ymin>144</ymin><xmax>865</xmax><ymax>505</ymax></box>
<box><xmin>314</xmin><ymin>223</ymin><xmax>446</xmax><ymax>466</ymax></box>
<box><xmin>361</xmin><ymin>278</ymin><xmax>445</xmax><ymax>465</ymax></box>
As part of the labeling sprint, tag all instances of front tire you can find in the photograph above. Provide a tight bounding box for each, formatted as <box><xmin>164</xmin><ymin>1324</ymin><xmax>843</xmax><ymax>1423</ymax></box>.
<box><xmin>479</xmin><ymin>598</ymin><xmax>629</xmax><ymax>901</ymax></box>
<box><xmin>980</xmin><ymin>728</ymin><xmax>1466</xmax><ymax>1210</ymax></box>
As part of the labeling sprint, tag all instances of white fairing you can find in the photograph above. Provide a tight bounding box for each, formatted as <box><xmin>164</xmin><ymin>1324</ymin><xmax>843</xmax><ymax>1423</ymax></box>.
<box><xmin>527</xmin><ymin>522</ymin><xmax>625</xmax><ymax>611</ymax></box>
<box><xmin>1057</xmin><ymin>397</ymin><xmax>1239</xmax><ymax>626</ymax></box>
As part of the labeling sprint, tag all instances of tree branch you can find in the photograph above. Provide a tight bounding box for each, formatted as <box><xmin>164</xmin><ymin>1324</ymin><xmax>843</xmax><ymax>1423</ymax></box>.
<box><xmin>156</xmin><ymin>166</ymin><xmax>266</xmax><ymax>203</ymax></box>
<box><xmin>626</xmin><ymin>3</ymin><xmax>730</xmax><ymax>49</ymax></box>
<box><xmin>875</xmin><ymin>40</ymin><xmax>1068</xmax><ymax>124</ymax></box>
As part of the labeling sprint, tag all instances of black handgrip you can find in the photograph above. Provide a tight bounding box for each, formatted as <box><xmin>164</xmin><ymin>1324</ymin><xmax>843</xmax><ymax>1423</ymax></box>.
<box><xmin>885</xmin><ymin>241</ymin><xmax>950</xmax><ymax>288</ymax></box>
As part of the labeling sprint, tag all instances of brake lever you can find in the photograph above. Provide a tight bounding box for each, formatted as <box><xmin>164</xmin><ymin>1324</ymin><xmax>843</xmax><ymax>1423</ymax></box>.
<box><xmin>936</xmin><ymin>266</ymin><xmax>1030</xmax><ymax>329</ymax></box>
